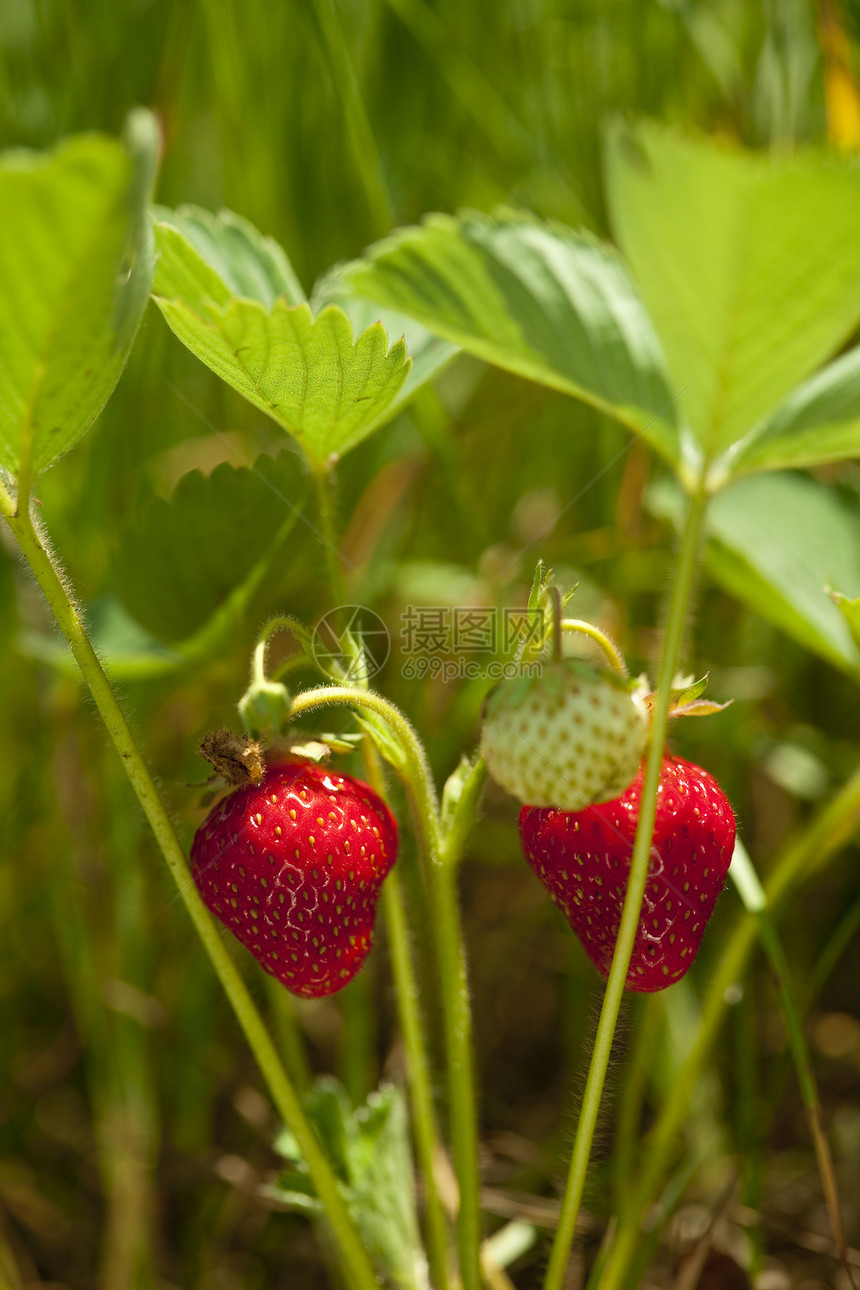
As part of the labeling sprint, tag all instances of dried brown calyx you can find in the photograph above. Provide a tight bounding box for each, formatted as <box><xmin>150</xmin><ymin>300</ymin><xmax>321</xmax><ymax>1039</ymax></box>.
<box><xmin>199</xmin><ymin>729</ymin><xmax>265</xmax><ymax>787</ymax></box>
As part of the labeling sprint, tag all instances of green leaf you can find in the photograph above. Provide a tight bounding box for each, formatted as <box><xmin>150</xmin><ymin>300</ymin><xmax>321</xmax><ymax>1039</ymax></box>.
<box><xmin>269</xmin><ymin>1078</ymin><xmax>427</xmax><ymax>1290</ymax></box>
<box><xmin>0</xmin><ymin>110</ymin><xmax>159</xmax><ymax>479</ymax></box>
<box><xmin>153</xmin><ymin>203</ymin><xmax>306</xmax><ymax>306</ymax></box>
<box><xmin>113</xmin><ymin>452</ymin><xmax>307</xmax><ymax>642</ymax></box>
<box><xmin>650</xmin><ymin>473</ymin><xmax>860</xmax><ymax>674</ymax></box>
<box><xmin>830</xmin><ymin>590</ymin><xmax>860</xmax><ymax>654</ymax></box>
<box><xmin>312</xmin><ymin>268</ymin><xmax>458</xmax><ymax>419</ymax></box>
<box><xmin>714</xmin><ymin>346</ymin><xmax>860</xmax><ymax>481</ymax></box>
<box><xmin>152</xmin><ymin>217</ymin><xmax>412</xmax><ymax>469</ymax></box>
<box><xmin>606</xmin><ymin>122</ymin><xmax>860</xmax><ymax>467</ymax></box>
<box><xmin>338</xmin><ymin>209</ymin><xmax>683</xmax><ymax>469</ymax></box>
<box><xmin>18</xmin><ymin>598</ymin><xmax>182</xmax><ymax>681</ymax></box>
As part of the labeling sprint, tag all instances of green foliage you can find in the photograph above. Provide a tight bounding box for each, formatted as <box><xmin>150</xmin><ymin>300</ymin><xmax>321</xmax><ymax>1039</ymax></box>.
<box><xmin>269</xmin><ymin>1079</ymin><xmax>427</xmax><ymax>1290</ymax></box>
<box><xmin>831</xmin><ymin>589</ymin><xmax>860</xmax><ymax>653</ymax></box>
<box><xmin>719</xmin><ymin>346</ymin><xmax>860</xmax><ymax>479</ymax></box>
<box><xmin>155</xmin><ymin>204</ymin><xmax>307</xmax><ymax>306</ymax></box>
<box><xmin>339</xmin><ymin>209</ymin><xmax>682</xmax><ymax>467</ymax></box>
<box><xmin>651</xmin><ymin>472</ymin><xmax>860</xmax><ymax>674</ymax></box>
<box><xmin>152</xmin><ymin>215</ymin><xmax>412</xmax><ymax>471</ymax></box>
<box><xmin>5</xmin><ymin>4</ymin><xmax>860</xmax><ymax>1287</ymax></box>
<box><xmin>0</xmin><ymin>109</ymin><xmax>158</xmax><ymax>480</ymax></box>
<box><xmin>605</xmin><ymin>121</ymin><xmax>860</xmax><ymax>472</ymax></box>
<box><xmin>312</xmin><ymin>271</ymin><xmax>458</xmax><ymax>417</ymax></box>
<box><xmin>113</xmin><ymin>452</ymin><xmax>306</xmax><ymax>642</ymax></box>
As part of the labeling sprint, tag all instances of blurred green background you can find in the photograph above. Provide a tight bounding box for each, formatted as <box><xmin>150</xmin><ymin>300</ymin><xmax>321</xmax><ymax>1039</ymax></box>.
<box><xmin>4</xmin><ymin>1</ymin><xmax>860</xmax><ymax>1287</ymax></box>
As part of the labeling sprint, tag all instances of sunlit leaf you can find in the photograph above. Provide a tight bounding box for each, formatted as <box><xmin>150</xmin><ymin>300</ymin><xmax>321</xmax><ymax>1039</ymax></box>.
<box><xmin>154</xmin><ymin>204</ymin><xmax>306</xmax><ymax>306</ymax></box>
<box><xmin>338</xmin><ymin>209</ymin><xmax>684</xmax><ymax>469</ymax></box>
<box><xmin>830</xmin><ymin>589</ymin><xmax>860</xmax><ymax>653</ymax></box>
<box><xmin>114</xmin><ymin>452</ymin><xmax>307</xmax><ymax>642</ymax></box>
<box><xmin>714</xmin><ymin>346</ymin><xmax>860</xmax><ymax>480</ymax></box>
<box><xmin>0</xmin><ymin>110</ymin><xmax>158</xmax><ymax>479</ymax></box>
<box><xmin>153</xmin><ymin>220</ymin><xmax>410</xmax><ymax>470</ymax></box>
<box><xmin>606</xmin><ymin>122</ymin><xmax>860</xmax><ymax>467</ymax></box>
<box><xmin>268</xmin><ymin>1078</ymin><xmax>427</xmax><ymax>1290</ymax></box>
<box><xmin>650</xmin><ymin>472</ymin><xmax>860</xmax><ymax>674</ymax></box>
<box><xmin>312</xmin><ymin>268</ymin><xmax>458</xmax><ymax>419</ymax></box>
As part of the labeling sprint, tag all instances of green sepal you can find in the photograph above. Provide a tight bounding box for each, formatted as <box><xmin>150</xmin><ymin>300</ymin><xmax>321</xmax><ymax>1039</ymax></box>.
<box><xmin>669</xmin><ymin>674</ymin><xmax>710</xmax><ymax>708</ymax></box>
<box><xmin>238</xmin><ymin>678</ymin><xmax>292</xmax><ymax>737</ymax></box>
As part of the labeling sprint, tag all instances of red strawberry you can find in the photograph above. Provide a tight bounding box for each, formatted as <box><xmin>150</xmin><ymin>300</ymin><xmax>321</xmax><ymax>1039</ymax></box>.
<box><xmin>191</xmin><ymin>759</ymin><xmax>397</xmax><ymax>998</ymax></box>
<box><xmin>518</xmin><ymin>756</ymin><xmax>735</xmax><ymax>991</ymax></box>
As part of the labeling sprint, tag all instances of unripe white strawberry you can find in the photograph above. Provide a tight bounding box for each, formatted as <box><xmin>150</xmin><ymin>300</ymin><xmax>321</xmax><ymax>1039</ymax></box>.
<box><xmin>481</xmin><ymin>661</ymin><xmax>649</xmax><ymax>810</ymax></box>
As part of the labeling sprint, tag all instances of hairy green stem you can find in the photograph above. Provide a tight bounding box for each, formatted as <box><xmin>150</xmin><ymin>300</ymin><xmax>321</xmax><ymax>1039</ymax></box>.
<box><xmin>383</xmin><ymin>872</ymin><xmax>452</xmax><ymax>1290</ymax></box>
<box><xmin>599</xmin><ymin>753</ymin><xmax>860</xmax><ymax>1289</ymax></box>
<box><xmin>358</xmin><ymin>735</ymin><xmax>450</xmax><ymax>1290</ymax></box>
<box><xmin>312</xmin><ymin>463</ymin><xmax>349</xmax><ymax>609</ymax></box>
<box><xmin>542</xmin><ymin>485</ymin><xmax>709</xmax><ymax>1290</ymax></box>
<box><xmin>289</xmin><ymin>684</ymin><xmax>483</xmax><ymax>1290</ymax></box>
<box><xmin>0</xmin><ymin>482</ymin><xmax>380</xmax><ymax>1290</ymax></box>
<box><xmin>309</xmin><ymin>447</ymin><xmax>462</xmax><ymax>1287</ymax></box>
<box><xmin>560</xmin><ymin>619</ymin><xmax>628</xmax><ymax>676</ymax></box>
<box><xmin>428</xmin><ymin>858</ymin><xmax>482</xmax><ymax>1290</ymax></box>
<box><xmin>264</xmin><ymin>975</ymin><xmax>314</xmax><ymax>1095</ymax></box>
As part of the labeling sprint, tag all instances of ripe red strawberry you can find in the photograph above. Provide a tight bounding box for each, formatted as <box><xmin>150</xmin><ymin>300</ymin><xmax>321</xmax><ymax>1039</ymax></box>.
<box><xmin>518</xmin><ymin>756</ymin><xmax>735</xmax><ymax>991</ymax></box>
<box><xmin>191</xmin><ymin>759</ymin><xmax>397</xmax><ymax>999</ymax></box>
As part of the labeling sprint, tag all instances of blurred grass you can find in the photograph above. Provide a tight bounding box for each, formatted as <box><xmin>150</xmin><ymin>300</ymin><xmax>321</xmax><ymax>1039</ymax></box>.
<box><xmin>2</xmin><ymin>1</ymin><xmax>860</xmax><ymax>1286</ymax></box>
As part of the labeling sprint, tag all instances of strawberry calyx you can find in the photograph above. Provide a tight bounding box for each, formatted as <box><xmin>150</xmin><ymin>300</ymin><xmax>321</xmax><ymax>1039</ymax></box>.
<box><xmin>636</xmin><ymin>672</ymin><xmax>733</xmax><ymax>723</ymax></box>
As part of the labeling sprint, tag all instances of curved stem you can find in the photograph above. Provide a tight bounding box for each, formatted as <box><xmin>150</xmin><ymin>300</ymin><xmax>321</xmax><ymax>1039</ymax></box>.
<box><xmin>0</xmin><ymin>483</ymin><xmax>380</xmax><ymax>1290</ymax></box>
<box><xmin>560</xmin><ymin>619</ymin><xmax>628</xmax><ymax>676</ymax></box>
<box><xmin>255</xmin><ymin>614</ymin><xmax>315</xmax><ymax>671</ymax></box>
<box><xmin>290</xmin><ymin>685</ymin><xmax>442</xmax><ymax>854</ymax></box>
<box><xmin>289</xmin><ymin>683</ymin><xmax>483</xmax><ymax>1290</ymax></box>
<box><xmin>599</xmin><ymin>754</ymin><xmax>860</xmax><ymax>1289</ymax></box>
<box><xmin>542</xmin><ymin>484</ymin><xmax>710</xmax><ymax>1290</ymax></box>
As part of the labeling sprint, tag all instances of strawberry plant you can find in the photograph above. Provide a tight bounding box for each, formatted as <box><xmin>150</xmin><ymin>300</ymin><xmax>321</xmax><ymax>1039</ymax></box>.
<box><xmin>5</xmin><ymin>8</ymin><xmax>860</xmax><ymax>1288</ymax></box>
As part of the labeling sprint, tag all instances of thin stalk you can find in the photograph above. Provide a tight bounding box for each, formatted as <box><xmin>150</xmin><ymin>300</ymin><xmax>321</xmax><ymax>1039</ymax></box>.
<box><xmin>359</xmin><ymin>737</ymin><xmax>451</xmax><ymax>1290</ymax></box>
<box><xmin>542</xmin><ymin>484</ymin><xmax>710</xmax><ymax>1290</ymax></box>
<box><xmin>312</xmin><ymin>464</ymin><xmax>349</xmax><ymax>608</ymax></box>
<box><xmin>731</xmin><ymin>843</ymin><xmax>856</xmax><ymax>1288</ymax></box>
<box><xmin>611</xmin><ymin>994</ymin><xmax>661</xmax><ymax>1216</ymax></box>
<box><xmin>264</xmin><ymin>975</ymin><xmax>314</xmax><ymax>1095</ymax></box>
<box><xmin>0</xmin><ymin>483</ymin><xmax>380</xmax><ymax>1290</ymax></box>
<box><xmin>384</xmin><ymin>871</ymin><xmax>452</xmax><ymax>1290</ymax></box>
<box><xmin>428</xmin><ymin>858</ymin><xmax>482</xmax><ymax>1290</ymax></box>
<box><xmin>600</xmin><ymin>754</ymin><xmax>860</xmax><ymax>1290</ymax></box>
<box><xmin>310</xmin><ymin>465</ymin><xmax>378</xmax><ymax>1104</ymax></box>
<box><xmin>289</xmin><ymin>684</ymin><xmax>483</xmax><ymax>1290</ymax></box>
<box><xmin>339</xmin><ymin>967</ymin><xmax>376</xmax><ymax>1106</ymax></box>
